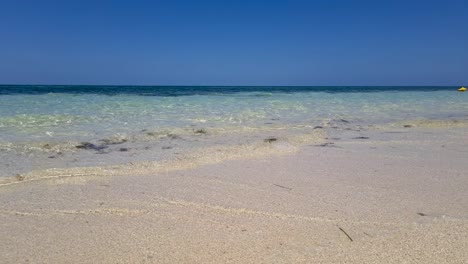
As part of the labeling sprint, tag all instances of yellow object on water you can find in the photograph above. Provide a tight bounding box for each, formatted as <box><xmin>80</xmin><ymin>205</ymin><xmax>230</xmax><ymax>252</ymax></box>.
<box><xmin>458</xmin><ymin>87</ymin><xmax>466</xmax><ymax>92</ymax></box>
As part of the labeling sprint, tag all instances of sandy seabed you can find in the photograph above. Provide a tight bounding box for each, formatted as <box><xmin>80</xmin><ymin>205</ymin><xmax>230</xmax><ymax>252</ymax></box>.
<box><xmin>1</xmin><ymin>126</ymin><xmax>467</xmax><ymax>263</ymax></box>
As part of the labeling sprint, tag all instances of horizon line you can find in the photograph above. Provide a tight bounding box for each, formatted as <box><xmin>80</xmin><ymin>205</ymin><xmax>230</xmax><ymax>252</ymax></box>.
<box><xmin>0</xmin><ymin>84</ymin><xmax>463</xmax><ymax>87</ymax></box>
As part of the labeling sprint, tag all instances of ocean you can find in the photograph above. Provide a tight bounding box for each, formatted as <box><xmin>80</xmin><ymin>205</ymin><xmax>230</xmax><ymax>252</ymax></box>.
<box><xmin>0</xmin><ymin>85</ymin><xmax>467</xmax><ymax>178</ymax></box>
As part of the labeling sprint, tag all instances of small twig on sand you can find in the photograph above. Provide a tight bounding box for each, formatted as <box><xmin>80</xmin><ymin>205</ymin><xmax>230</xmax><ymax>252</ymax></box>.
<box><xmin>273</xmin><ymin>184</ymin><xmax>292</xmax><ymax>191</ymax></box>
<box><xmin>337</xmin><ymin>226</ymin><xmax>353</xmax><ymax>241</ymax></box>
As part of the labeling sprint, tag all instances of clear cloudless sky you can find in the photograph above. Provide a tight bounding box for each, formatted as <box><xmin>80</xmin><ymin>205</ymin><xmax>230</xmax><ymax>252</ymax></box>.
<box><xmin>0</xmin><ymin>0</ymin><xmax>467</xmax><ymax>85</ymax></box>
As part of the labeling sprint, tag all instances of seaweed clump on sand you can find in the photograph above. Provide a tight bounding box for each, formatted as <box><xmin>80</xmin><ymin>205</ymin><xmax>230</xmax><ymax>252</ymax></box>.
<box><xmin>314</xmin><ymin>142</ymin><xmax>337</xmax><ymax>147</ymax></box>
<box><xmin>194</xmin><ymin>129</ymin><xmax>207</xmax><ymax>134</ymax></box>
<box><xmin>75</xmin><ymin>142</ymin><xmax>108</xmax><ymax>152</ymax></box>
<box><xmin>99</xmin><ymin>138</ymin><xmax>128</xmax><ymax>145</ymax></box>
<box><xmin>48</xmin><ymin>152</ymin><xmax>63</xmax><ymax>159</ymax></box>
<box><xmin>264</xmin><ymin>137</ymin><xmax>278</xmax><ymax>143</ymax></box>
<box><xmin>167</xmin><ymin>133</ymin><xmax>181</xmax><ymax>139</ymax></box>
<box><xmin>15</xmin><ymin>174</ymin><xmax>25</xmax><ymax>181</ymax></box>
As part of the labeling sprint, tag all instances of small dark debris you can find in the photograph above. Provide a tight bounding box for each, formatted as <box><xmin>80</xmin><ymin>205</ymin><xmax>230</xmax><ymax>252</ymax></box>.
<box><xmin>43</xmin><ymin>144</ymin><xmax>51</xmax><ymax>149</ymax></box>
<box><xmin>99</xmin><ymin>138</ymin><xmax>127</xmax><ymax>145</ymax></box>
<box><xmin>47</xmin><ymin>152</ymin><xmax>60</xmax><ymax>158</ymax></box>
<box><xmin>167</xmin><ymin>133</ymin><xmax>181</xmax><ymax>139</ymax></box>
<box><xmin>75</xmin><ymin>142</ymin><xmax>107</xmax><ymax>151</ymax></box>
<box><xmin>15</xmin><ymin>174</ymin><xmax>25</xmax><ymax>181</ymax></box>
<box><xmin>119</xmin><ymin>148</ymin><xmax>129</xmax><ymax>152</ymax></box>
<box><xmin>337</xmin><ymin>226</ymin><xmax>353</xmax><ymax>242</ymax></box>
<box><xmin>417</xmin><ymin>212</ymin><xmax>427</xmax><ymax>216</ymax></box>
<box><xmin>273</xmin><ymin>184</ymin><xmax>292</xmax><ymax>191</ymax></box>
<box><xmin>339</xmin><ymin>119</ymin><xmax>350</xmax><ymax>123</ymax></box>
<box><xmin>313</xmin><ymin>126</ymin><xmax>323</xmax><ymax>129</ymax></box>
<box><xmin>146</xmin><ymin>132</ymin><xmax>156</xmax><ymax>136</ymax></box>
<box><xmin>264</xmin><ymin>137</ymin><xmax>278</xmax><ymax>143</ymax></box>
<box><xmin>353</xmin><ymin>136</ymin><xmax>369</xmax><ymax>139</ymax></box>
<box><xmin>194</xmin><ymin>129</ymin><xmax>207</xmax><ymax>134</ymax></box>
<box><xmin>315</xmin><ymin>142</ymin><xmax>338</xmax><ymax>147</ymax></box>
<box><xmin>403</xmin><ymin>125</ymin><xmax>413</xmax><ymax>128</ymax></box>
<box><xmin>162</xmin><ymin>146</ymin><xmax>173</xmax><ymax>150</ymax></box>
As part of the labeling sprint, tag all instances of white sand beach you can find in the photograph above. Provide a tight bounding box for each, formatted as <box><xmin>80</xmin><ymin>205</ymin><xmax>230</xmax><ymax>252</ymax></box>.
<box><xmin>1</xmin><ymin>125</ymin><xmax>467</xmax><ymax>263</ymax></box>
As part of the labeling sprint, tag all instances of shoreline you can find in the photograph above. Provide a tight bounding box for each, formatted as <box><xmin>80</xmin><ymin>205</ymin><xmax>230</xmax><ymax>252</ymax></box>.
<box><xmin>2</xmin><ymin>117</ymin><xmax>468</xmax><ymax>181</ymax></box>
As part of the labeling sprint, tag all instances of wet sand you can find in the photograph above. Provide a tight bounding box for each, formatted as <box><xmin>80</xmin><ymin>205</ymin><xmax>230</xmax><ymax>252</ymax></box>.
<box><xmin>1</xmin><ymin>126</ymin><xmax>468</xmax><ymax>263</ymax></box>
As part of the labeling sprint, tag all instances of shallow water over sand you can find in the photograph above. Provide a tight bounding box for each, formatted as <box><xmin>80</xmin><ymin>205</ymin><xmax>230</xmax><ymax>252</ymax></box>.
<box><xmin>0</xmin><ymin>86</ymin><xmax>467</xmax><ymax>178</ymax></box>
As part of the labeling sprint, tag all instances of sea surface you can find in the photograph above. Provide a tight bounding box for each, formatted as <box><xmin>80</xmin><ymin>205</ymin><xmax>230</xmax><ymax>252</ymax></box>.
<box><xmin>1</xmin><ymin>85</ymin><xmax>467</xmax><ymax>178</ymax></box>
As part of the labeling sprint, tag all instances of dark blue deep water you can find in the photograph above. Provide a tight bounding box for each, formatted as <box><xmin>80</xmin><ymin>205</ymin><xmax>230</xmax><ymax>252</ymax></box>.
<box><xmin>0</xmin><ymin>85</ymin><xmax>458</xmax><ymax>96</ymax></box>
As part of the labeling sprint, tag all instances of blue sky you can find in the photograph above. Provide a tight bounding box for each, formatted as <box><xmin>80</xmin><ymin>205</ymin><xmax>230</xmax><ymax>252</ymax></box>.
<box><xmin>0</xmin><ymin>0</ymin><xmax>466</xmax><ymax>85</ymax></box>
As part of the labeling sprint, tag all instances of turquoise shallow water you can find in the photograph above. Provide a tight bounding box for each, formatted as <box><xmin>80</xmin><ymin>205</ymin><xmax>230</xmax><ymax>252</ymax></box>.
<box><xmin>0</xmin><ymin>86</ymin><xmax>467</xmax><ymax>177</ymax></box>
<box><xmin>0</xmin><ymin>86</ymin><xmax>466</xmax><ymax>142</ymax></box>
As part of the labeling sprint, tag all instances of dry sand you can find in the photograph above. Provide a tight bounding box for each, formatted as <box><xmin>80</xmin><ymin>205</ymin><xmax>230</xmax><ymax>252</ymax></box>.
<box><xmin>1</xmin><ymin>127</ymin><xmax>467</xmax><ymax>263</ymax></box>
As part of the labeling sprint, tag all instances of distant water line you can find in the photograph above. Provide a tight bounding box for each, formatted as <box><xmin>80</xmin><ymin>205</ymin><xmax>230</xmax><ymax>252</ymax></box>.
<box><xmin>0</xmin><ymin>85</ymin><xmax>459</xmax><ymax>96</ymax></box>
